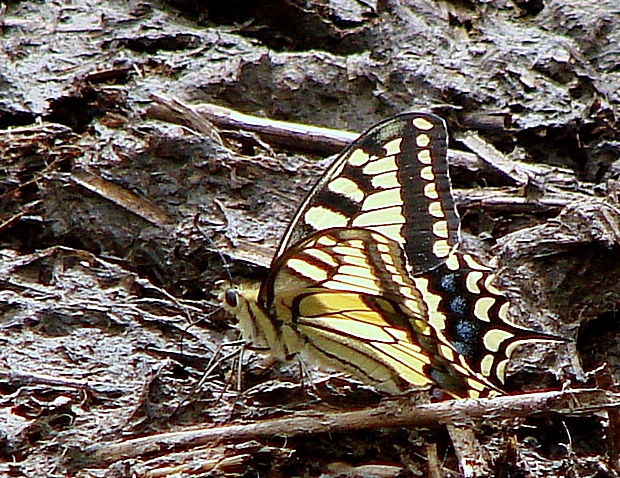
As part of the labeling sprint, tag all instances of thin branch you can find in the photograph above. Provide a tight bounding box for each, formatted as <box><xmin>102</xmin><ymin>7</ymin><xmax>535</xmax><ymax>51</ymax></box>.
<box><xmin>70</xmin><ymin>171</ymin><xmax>174</xmax><ymax>227</ymax></box>
<box><xmin>84</xmin><ymin>388</ymin><xmax>620</xmax><ymax>465</ymax></box>
<box><xmin>149</xmin><ymin>100</ymin><xmax>580</xmax><ymax>192</ymax></box>
<box><xmin>453</xmin><ymin>188</ymin><xmax>590</xmax><ymax>214</ymax></box>
<box><xmin>193</xmin><ymin>102</ymin><xmax>358</xmax><ymax>154</ymax></box>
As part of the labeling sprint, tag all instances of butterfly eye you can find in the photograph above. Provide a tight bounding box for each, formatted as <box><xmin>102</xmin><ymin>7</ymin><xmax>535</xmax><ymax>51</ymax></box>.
<box><xmin>224</xmin><ymin>288</ymin><xmax>238</xmax><ymax>307</ymax></box>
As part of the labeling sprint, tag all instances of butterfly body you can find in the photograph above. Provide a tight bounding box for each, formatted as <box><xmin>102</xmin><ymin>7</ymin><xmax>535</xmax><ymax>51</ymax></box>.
<box><xmin>223</xmin><ymin>113</ymin><xmax>560</xmax><ymax>399</ymax></box>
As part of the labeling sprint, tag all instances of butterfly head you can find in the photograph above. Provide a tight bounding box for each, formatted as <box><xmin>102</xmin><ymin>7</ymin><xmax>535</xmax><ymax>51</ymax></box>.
<box><xmin>220</xmin><ymin>282</ymin><xmax>260</xmax><ymax>342</ymax></box>
<box><xmin>220</xmin><ymin>281</ymin><xmax>288</xmax><ymax>358</ymax></box>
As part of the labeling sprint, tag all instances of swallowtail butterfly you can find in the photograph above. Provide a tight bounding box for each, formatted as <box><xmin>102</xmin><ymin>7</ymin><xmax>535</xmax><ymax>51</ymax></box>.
<box><xmin>223</xmin><ymin>113</ymin><xmax>558</xmax><ymax>399</ymax></box>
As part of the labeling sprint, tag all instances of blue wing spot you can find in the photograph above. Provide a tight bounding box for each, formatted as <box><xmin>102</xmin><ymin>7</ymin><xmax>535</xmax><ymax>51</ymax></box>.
<box><xmin>449</xmin><ymin>295</ymin><xmax>467</xmax><ymax>316</ymax></box>
<box><xmin>440</xmin><ymin>273</ymin><xmax>457</xmax><ymax>292</ymax></box>
<box><xmin>449</xmin><ymin>319</ymin><xmax>480</xmax><ymax>357</ymax></box>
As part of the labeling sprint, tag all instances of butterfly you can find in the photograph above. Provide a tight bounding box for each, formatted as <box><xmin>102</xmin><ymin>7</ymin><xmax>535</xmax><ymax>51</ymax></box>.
<box><xmin>223</xmin><ymin>112</ymin><xmax>559</xmax><ymax>399</ymax></box>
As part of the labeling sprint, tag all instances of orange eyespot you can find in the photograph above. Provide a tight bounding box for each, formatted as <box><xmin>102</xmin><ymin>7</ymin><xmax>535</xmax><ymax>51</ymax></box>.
<box><xmin>224</xmin><ymin>288</ymin><xmax>238</xmax><ymax>307</ymax></box>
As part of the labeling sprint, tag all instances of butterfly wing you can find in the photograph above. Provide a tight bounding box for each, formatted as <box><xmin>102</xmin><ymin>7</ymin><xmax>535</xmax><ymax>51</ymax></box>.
<box><xmin>276</xmin><ymin>113</ymin><xmax>459</xmax><ymax>276</ymax></box>
<box><xmin>420</xmin><ymin>253</ymin><xmax>561</xmax><ymax>389</ymax></box>
<box><xmin>260</xmin><ymin>227</ymin><xmax>502</xmax><ymax>398</ymax></box>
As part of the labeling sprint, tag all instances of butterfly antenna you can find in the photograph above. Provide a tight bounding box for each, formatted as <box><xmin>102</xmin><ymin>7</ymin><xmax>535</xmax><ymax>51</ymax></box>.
<box><xmin>193</xmin><ymin>212</ymin><xmax>236</xmax><ymax>286</ymax></box>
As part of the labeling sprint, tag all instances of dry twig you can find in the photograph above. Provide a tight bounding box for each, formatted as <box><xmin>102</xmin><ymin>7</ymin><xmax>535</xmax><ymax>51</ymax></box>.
<box><xmin>85</xmin><ymin>388</ymin><xmax>620</xmax><ymax>466</ymax></box>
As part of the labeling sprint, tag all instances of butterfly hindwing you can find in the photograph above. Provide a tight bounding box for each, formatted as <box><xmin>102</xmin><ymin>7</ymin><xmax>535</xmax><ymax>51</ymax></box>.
<box><xmin>422</xmin><ymin>253</ymin><xmax>558</xmax><ymax>389</ymax></box>
<box><xmin>261</xmin><ymin>227</ymin><xmax>502</xmax><ymax>398</ymax></box>
<box><xmin>276</xmin><ymin>113</ymin><xmax>459</xmax><ymax>275</ymax></box>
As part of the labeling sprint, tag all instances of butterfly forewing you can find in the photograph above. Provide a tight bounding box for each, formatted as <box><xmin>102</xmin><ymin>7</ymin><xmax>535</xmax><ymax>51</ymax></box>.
<box><xmin>276</xmin><ymin>113</ymin><xmax>459</xmax><ymax>275</ymax></box>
